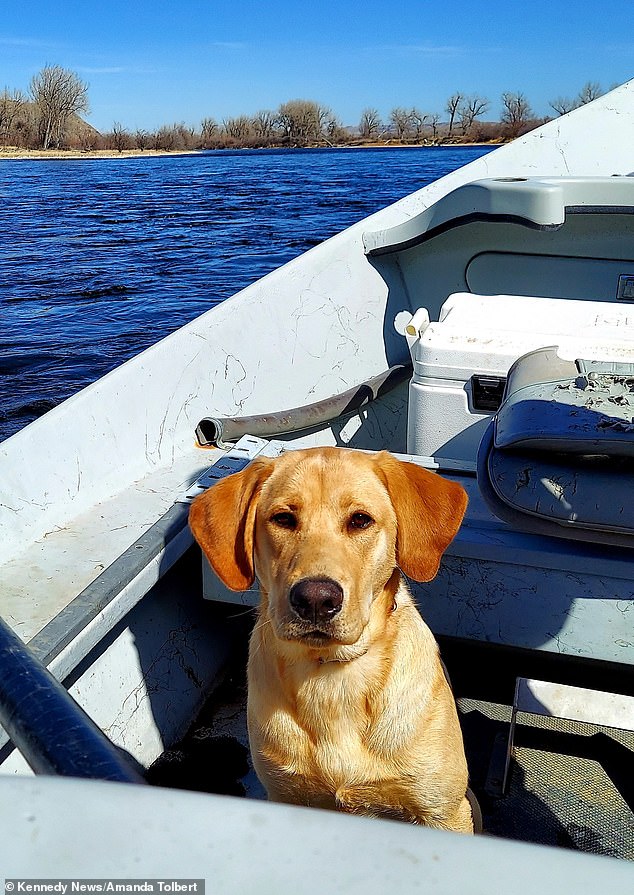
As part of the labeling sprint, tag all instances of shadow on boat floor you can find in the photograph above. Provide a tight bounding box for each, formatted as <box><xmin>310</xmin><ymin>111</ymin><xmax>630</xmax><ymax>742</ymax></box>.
<box><xmin>146</xmin><ymin>623</ymin><xmax>634</xmax><ymax>861</ymax></box>
<box><xmin>146</xmin><ymin>612</ymin><xmax>263</xmax><ymax>799</ymax></box>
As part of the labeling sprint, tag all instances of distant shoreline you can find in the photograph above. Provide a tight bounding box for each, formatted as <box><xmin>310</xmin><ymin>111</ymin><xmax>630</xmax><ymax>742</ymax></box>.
<box><xmin>0</xmin><ymin>142</ymin><xmax>499</xmax><ymax>161</ymax></box>
<box><xmin>0</xmin><ymin>147</ymin><xmax>206</xmax><ymax>161</ymax></box>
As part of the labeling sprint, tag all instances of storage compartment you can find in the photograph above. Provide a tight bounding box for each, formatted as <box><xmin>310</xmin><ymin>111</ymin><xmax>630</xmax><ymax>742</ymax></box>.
<box><xmin>406</xmin><ymin>292</ymin><xmax>634</xmax><ymax>462</ymax></box>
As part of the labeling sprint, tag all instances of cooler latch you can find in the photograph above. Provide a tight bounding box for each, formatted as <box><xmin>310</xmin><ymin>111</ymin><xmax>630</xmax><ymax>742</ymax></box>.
<box><xmin>471</xmin><ymin>374</ymin><xmax>506</xmax><ymax>412</ymax></box>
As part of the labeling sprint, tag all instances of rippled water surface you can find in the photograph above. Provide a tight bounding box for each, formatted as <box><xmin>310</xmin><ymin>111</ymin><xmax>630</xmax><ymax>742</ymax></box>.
<box><xmin>0</xmin><ymin>146</ymin><xmax>492</xmax><ymax>441</ymax></box>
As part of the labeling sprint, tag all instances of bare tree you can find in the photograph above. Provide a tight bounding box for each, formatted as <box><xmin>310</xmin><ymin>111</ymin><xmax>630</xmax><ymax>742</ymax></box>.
<box><xmin>173</xmin><ymin>123</ymin><xmax>196</xmax><ymax>150</ymax></box>
<box><xmin>0</xmin><ymin>88</ymin><xmax>27</xmax><ymax>145</ymax></box>
<box><xmin>200</xmin><ymin>117</ymin><xmax>219</xmax><ymax>148</ymax></box>
<box><xmin>153</xmin><ymin>126</ymin><xmax>174</xmax><ymax>151</ymax></box>
<box><xmin>223</xmin><ymin>115</ymin><xmax>253</xmax><ymax>142</ymax></box>
<box><xmin>425</xmin><ymin>113</ymin><xmax>440</xmax><ymax>143</ymax></box>
<box><xmin>389</xmin><ymin>107</ymin><xmax>413</xmax><ymax>142</ymax></box>
<box><xmin>459</xmin><ymin>95</ymin><xmax>489</xmax><ymax>136</ymax></box>
<box><xmin>109</xmin><ymin>122</ymin><xmax>132</xmax><ymax>152</ymax></box>
<box><xmin>429</xmin><ymin>112</ymin><xmax>440</xmax><ymax>143</ymax></box>
<box><xmin>322</xmin><ymin>111</ymin><xmax>347</xmax><ymax>145</ymax></box>
<box><xmin>500</xmin><ymin>91</ymin><xmax>533</xmax><ymax>137</ymax></box>
<box><xmin>153</xmin><ymin>124</ymin><xmax>194</xmax><ymax>152</ymax></box>
<box><xmin>252</xmin><ymin>110</ymin><xmax>277</xmax><ymax>144</ymax></box>
<box><xmin>409</xmin><ymin>107</ymin><xmax>428</xmax><ymax>142</ymax></box>
<box><xmin>549</xmin><ymin>82</ymin><xmax>603</xmax><ymax>117</ymax></box>
<box><xmin>445</xmin><ymin>92</ymin><xmax>464</xmax><ymax>138</ymax></box>
<box><xmin>577</xmin><ymin>81</ymin><xmax>603</xmax><ymax>105</ymax></box>
<box><xmin>12</xmin><ymin>105</ymin><xmax>37</xmax><ymax>149</ymax></box>
<box><xmin>277</xmin><ymin>100</ymin><xmax>326</xmax><ymax>146</ymax></box>
<box><xmin>134</xmin><ymin>129</ymin><xmax>151</xmax><ymax>150</ymax></box>
<box><xmin>29</xmin><ymin>65</ymin><xmax>89</xmax><ymax>149</ymax></box>
<box><xmin>78</xmin><ymin>127</ymin><xmax>100</xmax><ymax>152</ymax></box>
<box><xmin>316</xmin><ymin>105</ymin><xmax>340</xmax><ymax>143</ymax></box>
<box><xmin>359</xmin><ymin>107</ymin><xmax>381</xmax><ymax>140</ymax></box>
<box><xmin>549</xmin><ymin>95</ymin><xmax>578</xmax><ymax>116</ymax></box>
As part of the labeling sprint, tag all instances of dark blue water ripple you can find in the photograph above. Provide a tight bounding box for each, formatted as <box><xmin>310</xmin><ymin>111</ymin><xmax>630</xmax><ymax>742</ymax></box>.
<box><xmin>0</xmin><ymin>146</ymin><xmax>491</xmax><ymax>441</ymax></box>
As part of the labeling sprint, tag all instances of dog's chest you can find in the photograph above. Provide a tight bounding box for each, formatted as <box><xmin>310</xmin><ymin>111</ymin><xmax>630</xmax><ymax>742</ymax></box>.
<box><xmin>271</xmin><ymin>664</ymin><xmax>392</xmax><ymax>790</ymax></box>
<box><xmin>300</xmin><ymin>693</ymin><xmax>366</xmax><ymax>776</ymax></box>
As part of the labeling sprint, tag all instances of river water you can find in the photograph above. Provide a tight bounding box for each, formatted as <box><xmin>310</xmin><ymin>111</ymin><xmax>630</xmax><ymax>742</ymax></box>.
<box><xmin>0</xmin><ymin>145</ymin><xmax>492</xmax><ymax>442</ymax></box>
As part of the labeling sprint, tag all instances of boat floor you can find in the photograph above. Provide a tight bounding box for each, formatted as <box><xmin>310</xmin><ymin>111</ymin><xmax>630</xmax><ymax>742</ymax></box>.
<box><xmin>147</xmin><ymin>630</ymin><xmax>634</xmax><ymax>862</ymax></box>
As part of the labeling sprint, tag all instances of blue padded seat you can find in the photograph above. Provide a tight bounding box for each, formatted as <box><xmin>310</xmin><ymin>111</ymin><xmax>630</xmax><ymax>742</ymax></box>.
<box><xmin>477</xmin><ymin>347</ymin><xmax>634</xmax><ymax>547</ymax></box>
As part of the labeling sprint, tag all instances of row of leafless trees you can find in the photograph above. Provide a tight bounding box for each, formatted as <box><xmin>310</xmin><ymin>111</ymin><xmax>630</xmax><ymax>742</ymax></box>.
<box><xmin>102</xmin><ymin>100</ymin><xmax>350</xmax><ymax>152</ymax></box>
<box><xmin>361</xmin><ymin>81</ymin><xmax>605</xmax><ymax>144</ymax></box>
<box><xmin>0</xmin><ymin>67</ymin><xmax>607</xmax><ymax>152</ymax></box>
<box><xmin>1</xmin><ymin>65</ymin><xmax>89</xmax><ymax>149</ymax></box>
<box><xmin>99</xmin><ymin>82</ymin><xmax>605</xmax><ymax>152</ymax></box>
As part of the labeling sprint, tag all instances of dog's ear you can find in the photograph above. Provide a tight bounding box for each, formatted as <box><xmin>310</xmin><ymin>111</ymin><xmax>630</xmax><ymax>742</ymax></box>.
<box><xmin>374</xmin><ymin>452</ymin><xmax>467</xmax><ymax>582</ymax></box>
<box><xmin>189</xmin><ymin>457</ymin><xmax>274</xmax><ymax>591</ymax></box>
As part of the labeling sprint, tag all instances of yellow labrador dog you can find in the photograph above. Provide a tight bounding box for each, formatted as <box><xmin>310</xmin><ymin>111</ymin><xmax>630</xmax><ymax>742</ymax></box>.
<box><xmin>190</xmin><ymin>447</ymin><xmax>475</xmax><ymax>832</ymax></box>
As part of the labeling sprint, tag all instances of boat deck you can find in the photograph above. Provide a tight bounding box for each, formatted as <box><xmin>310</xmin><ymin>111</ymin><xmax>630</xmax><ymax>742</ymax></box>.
<box><xmin>147</xmin><ymin>632</ymin><xmax>634</xmax><ymax>862</ymax></box>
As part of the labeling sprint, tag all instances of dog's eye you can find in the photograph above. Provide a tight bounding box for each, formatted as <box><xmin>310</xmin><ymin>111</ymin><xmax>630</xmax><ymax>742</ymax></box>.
<box><xmin>349</xmin><ymin>512</ymin><xmax>374</xmax><ymax>530</ymax></box>
<box><xmin>271</xmin><ymin>511</ymin><xmax>297</xmax><ymax>530</ymax></box>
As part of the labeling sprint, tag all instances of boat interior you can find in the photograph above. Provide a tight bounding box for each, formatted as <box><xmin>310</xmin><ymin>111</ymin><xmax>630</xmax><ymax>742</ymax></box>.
<box><xmin>1</xmin><ymin>175</ymin><xmax>633</xmax><ymax>866</ymax></box>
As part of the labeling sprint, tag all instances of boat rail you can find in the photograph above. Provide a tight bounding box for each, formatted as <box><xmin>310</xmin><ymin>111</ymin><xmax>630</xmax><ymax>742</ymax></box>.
<box><xmin>0</xmin><ymin>613</ymin><xmax>145</xmax><ymax>783</ymax></box>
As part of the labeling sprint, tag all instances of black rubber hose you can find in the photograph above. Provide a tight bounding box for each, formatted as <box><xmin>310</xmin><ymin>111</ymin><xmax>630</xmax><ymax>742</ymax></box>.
<box><xmin>0</xmin><ymin>614</ymin><xmax>145</xmax><ymax>783</ymax></box>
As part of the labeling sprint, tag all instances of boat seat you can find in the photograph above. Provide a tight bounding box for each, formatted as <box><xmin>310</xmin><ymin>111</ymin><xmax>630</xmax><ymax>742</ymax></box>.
<box><xmin>477</xmin><ymin>346</ymin><xmax>634</xmax><ymax>548</ymax></box>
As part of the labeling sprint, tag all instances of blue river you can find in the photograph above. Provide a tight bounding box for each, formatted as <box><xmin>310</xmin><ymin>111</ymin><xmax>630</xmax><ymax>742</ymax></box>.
<box><xmin>0</xmin><ymin>145</ymin><xmax>492</xmax><ymax>441</ymax></box>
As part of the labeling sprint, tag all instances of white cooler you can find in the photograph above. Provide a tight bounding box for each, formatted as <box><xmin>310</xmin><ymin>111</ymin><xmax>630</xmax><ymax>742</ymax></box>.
<box><xmin>406</xmin><ymin>292</ymin><xmax>634</xmax><ymax>462</ymax></box>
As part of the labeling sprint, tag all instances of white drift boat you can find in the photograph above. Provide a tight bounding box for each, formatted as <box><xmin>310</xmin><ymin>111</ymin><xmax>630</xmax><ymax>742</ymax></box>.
<box><xmin>1</xmin><ymin>81</ymin><xmax>634</xmax><ymax>888</ymax></box>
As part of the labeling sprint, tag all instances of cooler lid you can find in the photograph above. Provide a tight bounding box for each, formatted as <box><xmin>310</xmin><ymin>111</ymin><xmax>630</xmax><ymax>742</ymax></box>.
<box><xmin>411</xmin><ymin>293</ymin><xmax>634</xmax><ymax>381</ymax></box>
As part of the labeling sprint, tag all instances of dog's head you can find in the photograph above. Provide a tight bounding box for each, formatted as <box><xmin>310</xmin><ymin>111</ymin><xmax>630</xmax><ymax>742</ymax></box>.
<box><xmin>190</xmin><ymin>447</ymin><xmax>467</xmax><ymax>650</ymax></box>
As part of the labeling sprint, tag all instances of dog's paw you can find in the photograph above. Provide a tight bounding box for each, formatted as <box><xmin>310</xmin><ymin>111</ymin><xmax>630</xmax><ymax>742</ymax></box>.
<box><xmin>335</xmin><ymin>785</ymin><xmax>379</xmax><ymax>816</ymax></box>
<box><xmin>335</xmin><ymin>784</ymin><xmax>417</xmax><ymax>822</ymax></box>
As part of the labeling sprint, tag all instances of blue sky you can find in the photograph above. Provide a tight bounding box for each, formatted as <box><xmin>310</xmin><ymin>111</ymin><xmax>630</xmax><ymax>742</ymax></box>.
<box><xmin>2</xmin><ymin>0</ymin><xmax>633</xmax><ymax>133</ymax></box>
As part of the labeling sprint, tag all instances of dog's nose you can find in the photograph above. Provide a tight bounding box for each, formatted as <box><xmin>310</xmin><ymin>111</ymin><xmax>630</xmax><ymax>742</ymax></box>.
<box><xmin>289</xmin><ymin>578</ymin><xmax>344</xmax><ymax>623</ymax></box>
